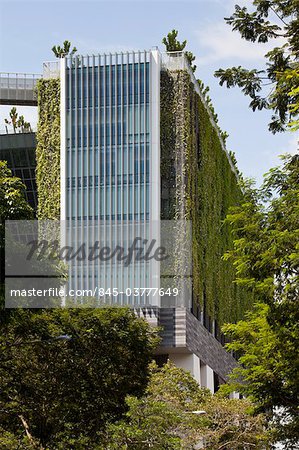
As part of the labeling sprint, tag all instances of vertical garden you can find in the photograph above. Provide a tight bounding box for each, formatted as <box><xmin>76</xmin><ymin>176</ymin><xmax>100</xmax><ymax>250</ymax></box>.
<box><xmin>161</xmin><ymin>70</ymin><xmax>253</xmax><ymax>327</ymax></box>
<box><xmin>36</xmin><ymin>78</ymin><xmax>61</xmax><ymax>220</ymax></box>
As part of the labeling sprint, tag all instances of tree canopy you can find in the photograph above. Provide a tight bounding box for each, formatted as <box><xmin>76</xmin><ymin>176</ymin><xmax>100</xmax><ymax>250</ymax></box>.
<box><xmin>162</xmin><ymin>29</ymin><xmax>197</xmax><ymax>72</ymax></box>
<box><xmin>215</xmin><ymin>0</ymin><xmax>299</xmax><ymax>133</ymax></box>
<box><xmin>0</xmin><ymin>161</ymin><xmax>33</xmax><ymax>289</ymax></box>
<box><xmin>52</xmin><ymin>40</ymin><xmax>77</xmax><ymax>58</ymax></box>
<box><xmin>103</xmin><ymin>361</ymin><xmax>270</xmax><ymax>449</ymax></box>
<box><xmin>0</xmin><ymin>307</ymin><xmax>159</xmax><ymax>449</ymax></box>
<box><xmin>4</xmin><ymin>107</ymin><xmax>31</xmax><ymax>133</ymax></box>
<box><xmin>222</xmin><ymin>154</ymin><xmax>299</xmax><ymax>448</ymax></box>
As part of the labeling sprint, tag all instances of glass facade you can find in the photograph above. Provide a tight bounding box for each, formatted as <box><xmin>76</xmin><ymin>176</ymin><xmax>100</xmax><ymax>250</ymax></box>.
<box><xmin>65</xmin><ymin>53</ymin><xmax>150</xmax><ymax>222</ymax></box>
<box><xmin>63</xmin><ymin>52</ymin><xmax>155</xmax><ymax>303</ymax></box>
<box><xmin>0</xmin><ymin>133</ymin><xmax>37</xmax><ymax>211</ymax></box>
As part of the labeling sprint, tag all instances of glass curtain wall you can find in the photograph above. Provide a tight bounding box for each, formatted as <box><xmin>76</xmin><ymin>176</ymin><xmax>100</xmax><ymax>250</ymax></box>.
<box><xmin>64</xmin><ymin>52</ymin><xmax>151</xmax><ymax>305</ymax></box>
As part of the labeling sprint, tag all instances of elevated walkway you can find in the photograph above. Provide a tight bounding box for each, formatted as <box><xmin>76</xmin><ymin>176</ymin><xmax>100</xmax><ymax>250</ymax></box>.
<box><xmin>0</xmin><ymin>73</ymin><xmax>42</xmax><ymax>106</ymax></box>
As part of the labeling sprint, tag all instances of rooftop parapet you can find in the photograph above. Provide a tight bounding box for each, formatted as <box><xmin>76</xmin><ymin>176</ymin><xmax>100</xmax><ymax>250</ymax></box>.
<box><xmin>43</xmin><ymin>61</ymin><xmax>60</xmax><ymax>79</ymax></box>
<box><xmin>0</xmin><ymin>72</ymin><xmax>41</xmax><ymax>106</ymax></box>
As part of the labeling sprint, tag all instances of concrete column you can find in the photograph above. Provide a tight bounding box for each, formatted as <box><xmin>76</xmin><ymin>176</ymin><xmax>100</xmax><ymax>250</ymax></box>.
<box><xmin>169</xmin><ymin>353</ymin><xmax>201</xmax><ymax>384</ymax></box>
<box><xmin>200</xmin><ymin>362</ymin><xmax>214</xmax><ymax>393</ymax></box>
<box><xmin>149</xmin><ymin>48</ymin><xmax>161</xmax><ymax>307</ymax></box>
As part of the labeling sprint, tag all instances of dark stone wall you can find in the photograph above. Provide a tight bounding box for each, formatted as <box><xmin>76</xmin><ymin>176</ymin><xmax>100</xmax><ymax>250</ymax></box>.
<box><xmin>158</xmin><ymin>308</ymin><xmax>237</xmax><ymax>381</ymax></box>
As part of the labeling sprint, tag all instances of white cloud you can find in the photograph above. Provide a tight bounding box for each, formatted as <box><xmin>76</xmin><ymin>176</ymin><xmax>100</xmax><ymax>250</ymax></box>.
<box><xmin>194</xmin><ymin>21</ymin><xmax>284</xmax><ymax>66</ymax></box>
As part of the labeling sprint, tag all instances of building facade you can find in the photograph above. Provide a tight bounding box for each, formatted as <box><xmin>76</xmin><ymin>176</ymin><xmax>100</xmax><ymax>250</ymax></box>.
<box><xmin>60</xmin><ymin>51</ymin><xmax>161</xmax><ymax>304</ymax></box>
<box><xmin>0</xmin><ymin>132</ymin><xmax>37</xmax><ymax>211</ymax></box>
<box><xmin>3</xmin><ymin>49</ymin><xmax>251</xmax><ymax>391</ymax></box>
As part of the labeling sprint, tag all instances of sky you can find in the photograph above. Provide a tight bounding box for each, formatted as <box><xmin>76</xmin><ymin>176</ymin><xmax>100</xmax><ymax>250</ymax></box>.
<box><xmin>0</xmin><ymin>0</ymin><xmax>298</xmax><ymax>184</ymax></box>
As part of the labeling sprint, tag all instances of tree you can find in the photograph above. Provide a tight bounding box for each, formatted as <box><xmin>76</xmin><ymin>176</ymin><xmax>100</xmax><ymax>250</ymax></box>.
<box><xmin>4</xmin><ymin>108</ymin><xmax>32</xmax><ymax>133</ymax></box>
<box><xmin>103</xmin><ymin>361</ymin><xmax>270</xmax><ymax>449</ymax></box>
<box><xmin>162</xmin><ymin>29</ymin><xmax>197</xmax><ymax>72</ymax></box>
<box><xmin>17</xmin><ymin>115</ymin><xmax>32</xmax><ymax>133</ymax></box>
<box><xmin>52</xmin><ymin>40</ymin><xmax>77</xmax><ymax>58</ymax></box>
<box><xmin>5</xmin><ymin>107</ymin><xmax>19</xmax><ymax>133</ymax></box>
<box><xmin>222</xmin><ymin>303</ymin><xmax>298</xmax><ymax>448</ymax></box>
<box><xmin>215</xmin><ymin>0</ymin><xmax>299</xmax><ymax>133</ymax></box>
<box><xmin>0</xmin><ymin>307</ymin><xmax>159</xmax><ymax>448</ymax></box>
<box><xmin>222</xmin><ymin>154</ymin><xmax>299</xmax><ymax>447</ymax></box>
<box><xmin>0</xmin><ymin>161</ymin><xmax>33</xmax><ymax>287</ymax></box>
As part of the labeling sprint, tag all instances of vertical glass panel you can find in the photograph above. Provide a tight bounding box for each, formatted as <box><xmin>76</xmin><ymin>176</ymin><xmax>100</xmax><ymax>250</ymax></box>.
<box><xmin>95</xmin><ymin>187</ymin><xmax>99</xmax><ymax>216</ymax></box>
<box><xmin>129</xmin><ymin>185</ymin><xmax>133</xmax><ymax>215</ymax></box>
<box><xmin>140</xmin><ymin>184</ymin><xmax>144</xmax><ymax>214</ymax></box>
<box><xmin>78</xmin><ymin>191</ymin><xmax>82</xmax><ymax>218</ymax></box>
<box><xmin>123</xmin><ymin>146</ymin><xmax>128</xmax><ymax>174</ymax></box>
<box><xmin>72</xmin><ymin>190</ymin><xmax>76</xmax><ymax>217</ymax></box>
<box><xmin>89</xmin><ymin>187</ymin><xmax>93</xmax><ymax>217</ymax></box>
<box><xmin>95</xmin><ymin>148</ymin><xmax>99</xmax><ymax>176</ymax></box>
<box><xmin>123</xmin><ymin>185</ymin><xmax>127</xmax><ymax>215</ymax></box>
<box><xmin>134</xmin><ymin>186</ymin><xmax>139</xmax><ymax>214</ymax></box>
<box><xmin>100</xmin><ymin>187</ymin><xmax>104</xmax><ymax>217</ymax></box>
<box><xmin>105</xmin><ymin>66</ymin><xmax>110</xmax><ymax>106</ymax></box>
<box><xmin>111</xmin><ymin>186</ymin><xmax>115</xmax><ymax>216</ymax></box>
<box><xmin>117</xmin><ymin>146</ymin><xmax>122</xmax><ymax>176</ymax></box>
<box><xmin>106</xmin><ymin>186</ymin><xmax>110</xmax><ymax>216</ymax></box>
<box><xmin>117</xmin><ymin>186</ymin><xmax>121</xmax><ymax>214</ymax></box>
<box><xmin>83</xmin><ymin>150</ymin><xmax>88</xmax><ymax>176</ymax></box>
<box><xmin>129</xmin><ymin>145</ymin><xmax>133</xmax><ymax>174</ymax></box>
<box><xmin>83</xmin><ymin>189</ymin><xmax>88</xmax><ymax>217</ymax></box>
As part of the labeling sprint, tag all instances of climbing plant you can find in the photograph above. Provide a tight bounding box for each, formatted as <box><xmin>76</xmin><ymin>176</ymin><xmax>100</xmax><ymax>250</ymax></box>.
<box><xmin>161</xmin><ymin>70</ymin><xmax>253</xmax><ymax>326</ymax></box>
<box><xmin>36</xmin><ymin>78</ymin><xmax>60</xmax><ymax>220</ymax></box>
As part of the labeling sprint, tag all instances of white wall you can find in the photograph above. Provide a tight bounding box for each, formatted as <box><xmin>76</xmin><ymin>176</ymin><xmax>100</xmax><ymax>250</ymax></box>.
<box><xmin>169</xmin><ymin>353</ymin><xmax>201</xmax><ymax>384</ymax></box>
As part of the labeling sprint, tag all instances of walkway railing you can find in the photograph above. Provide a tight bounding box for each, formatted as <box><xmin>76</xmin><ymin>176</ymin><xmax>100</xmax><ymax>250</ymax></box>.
<box><xmin>0</xmin><ymin>72</ymin><xmax>42</xmax><ymax>106</ymax></box>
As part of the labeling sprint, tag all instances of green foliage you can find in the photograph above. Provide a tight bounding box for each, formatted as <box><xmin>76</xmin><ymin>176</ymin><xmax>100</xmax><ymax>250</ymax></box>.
<box><xmin>103</xmin><ymin>361</ymin><xmax>270</xmax><ymax>449</ymax></box>
<box><xmin>222</xmin><ymin>154</ymin><xmax>299</xmax><ymax>447</ymax></box>
<box><xmin>161</xmin><ymin>70</ymin><xmax>253</xmax><ymax>325</ymax></box>
<box><xmin>36</xmin><ymin>78</ymin><xmax>61</xmax><ymax>219</ymax></box>
<box><xmin>224</xmin><ymin>154</ymin><xmax>299</xmax><ymax>303</ymax></box>
<box><xmin>215</xmin><ymin>1</ymin><xmax>299</xmax><ymax>133</ymax></box>
<box><xmin>0</xmin><ymin>161</ymin><xmax>33</xmax><ymax>224</ymax></box>
<box><xmin>286</xmin><ymin>68</ymin><xmax>299</xmax><ymax>130</ymax></box>
<box><xmin>0</xmin><ymin>307</ymin><xmax>159</xmax><ymax>448</ymax></box>
<box><xmin>223</xmin><ymin>303</ymin><xmax>299</xmax><ymax>448</ymax></box>
<box><xmin>0</xmin><ymin>161</ymin><xmax>33</xmax><ymax>286</ymax></box>
<box><xmin>17</xmin><ymin>115</ymin><xmax>32</xmax><ymax>133</ymax></box>
<box><xmin>52</xmin><ymin>40</ymin><xmax>77</xmax><ymax>58</ymax></box>
<box><xmin>197</xmin><ymin>79</ymin><xmax>229</xmax><ymax>145</ymax></box>
<box><xmin>162</xmin><ymin>29</ymin><xmax>197</xmax><ymax>72</ymax></box>
<box><xmin>4</xmin><ymin>107</ymin><xmax>18</xmax><ymax>133</ymax></box>
<box><xmin>0</xmin><ymin>428</ymin><xmax>41</xmax><ymax>450</ymax></box>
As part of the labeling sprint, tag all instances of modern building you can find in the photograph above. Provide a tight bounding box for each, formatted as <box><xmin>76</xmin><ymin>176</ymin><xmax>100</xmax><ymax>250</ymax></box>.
<box><xmin>0</xmin><ymin>132</ymin><xmax>37</xmax><ymax>211</ymax></box>
<box><xmin>2</xmin><ymin>48</ymin><xmax>253</xmax><ymax>392</ymax></box>
<box><xmin>0</xmin><ymin>72</ymin><xmax>39</xmax><ymax>211</ymax></box>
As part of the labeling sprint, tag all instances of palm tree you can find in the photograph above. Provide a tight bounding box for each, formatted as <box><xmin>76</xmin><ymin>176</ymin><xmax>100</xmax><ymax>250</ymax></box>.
<box><xmin>4</xmin><ymin>107</ymin><xmax>19</xmax><ymax>133</ymax></box>
<box><xmin>17</xmin><ymin>115</ymin><xmax>32</xmax><ymax>133</ymax></box>
<box><xmin>52</xmin><ymin>40</ymin><xmax>77</xmax><ymax>58</ymax></box>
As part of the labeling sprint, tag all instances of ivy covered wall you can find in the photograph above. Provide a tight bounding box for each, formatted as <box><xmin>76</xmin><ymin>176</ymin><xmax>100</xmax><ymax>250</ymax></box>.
<box><xmin>161</xmin><ymin>70</ymin><xmax>253</xmax><ymax>327</ymax></box>
<box><xmin>36</xmin><ymin>79</ymin><xmax>60</xmax><ymax>220</ymax></box>
<box><xmin>35</xmin><ymin>70</ymin><xmax>252</xmax><ymax>326</ymax></box>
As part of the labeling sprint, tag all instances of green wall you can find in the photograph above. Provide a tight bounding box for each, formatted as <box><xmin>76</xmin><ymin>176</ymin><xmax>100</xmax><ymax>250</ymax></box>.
<box><xmin>161</xmin><ymin>70</ymin><xmax>253</xmax><ymax>326</ymax></box>
<box><xmin>35</xmin><ymin>71</ymin><xmax>253</xmax><ymax>326</ymax></box>
<box><xmin>36</xmin><ymin>78</ymin><xmax>61</xmax><ymax>220</ymax></box>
